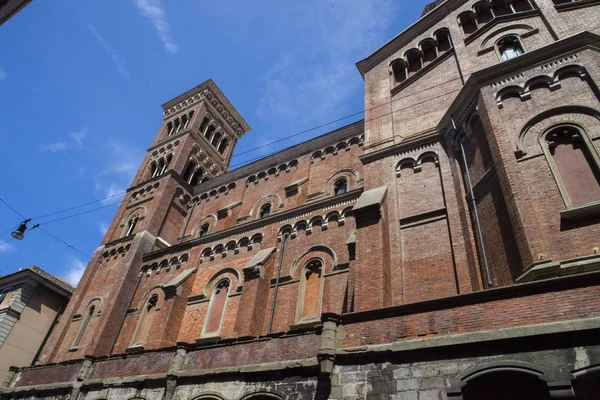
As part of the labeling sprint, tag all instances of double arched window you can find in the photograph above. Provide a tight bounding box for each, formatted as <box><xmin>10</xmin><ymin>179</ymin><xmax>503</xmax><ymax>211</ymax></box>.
<box><xmin>164</xmin><ymin>110</ymin><xmax>195</xmax><ymax>137</ymax></box>
<box><xmin>150</xmin><ymin>154</ymin><xmax>173</xmax><ymax>178</ymax></box>
<box><xmin>202</xmin><ymin>279</ymin><xmax>230</xmax><ymax>337</ymax></box>
<box><xmin>182</xmin><ymin>159</ymin><xmax>205</xmax><ymax>186</ymax></box>
<box><xmin>542</xmin><ymin>125</ymin><xmax>600</xmax><ymax>209</ymax></box>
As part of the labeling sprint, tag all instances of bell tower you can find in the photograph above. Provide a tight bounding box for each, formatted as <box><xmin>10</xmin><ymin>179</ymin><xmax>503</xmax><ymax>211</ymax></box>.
<box><xmin>132</xmin><ymin>79</ymin><xmax>251</xmax><ymax>188</ymax></box>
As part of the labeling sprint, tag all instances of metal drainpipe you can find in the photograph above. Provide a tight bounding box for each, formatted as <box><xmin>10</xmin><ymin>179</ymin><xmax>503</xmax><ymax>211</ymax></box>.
<box><xmin>452</xmin><ymin>117</ymin><xmax>493</xmax><ymax>288</ymax></box>
<box><xmin>268</xmin><ymin>232</ymin><xmax>288</xmax><ymax>335</ymax></box>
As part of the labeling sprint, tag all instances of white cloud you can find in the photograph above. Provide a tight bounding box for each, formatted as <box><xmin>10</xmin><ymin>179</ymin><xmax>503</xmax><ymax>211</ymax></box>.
<box><xmin>0</xmin><ymin>67</ymin><xmax>7</xmax><ymax>81</ymax></box>
<box><xmin>63</xmin><ymin>256</ymin><xmax>87</xmax><ymax>286</ymax></box>
<box><xmin>255</xmin><ymin>0</ymin><xmax>397</xmax><ymax>140</ymax></box>
<box><xmin>80</xmin><ymin>14</ymin><xmax>133</xmax><ymax>84</ymax></box>
<box><xmin>96</xmin><ymin>182</ymin><xmax>126</xmax><ymax>206</ymax></box>
<box><xmin>99</xmin><ymin>222</ymin><xmax>109</xmax><ymax>236</ymax></box>
<box><xmin>98</xmin><ymin>141</ymin><xmax>142</xmax><ymax>180</ymax></box>
<box><xmin>42</xmin><ymin>127</ymin><xmax>89</xmax><ymax>153</ymax></box>
<box><xmin>0</xmin><ymin>241</ymin><xmax>15</xmax><ymax>254</ymax></box>
<box><xmin>133</xmin><ymin>0</ymin><xmax>178</xmax><ymax>53</ymax></box>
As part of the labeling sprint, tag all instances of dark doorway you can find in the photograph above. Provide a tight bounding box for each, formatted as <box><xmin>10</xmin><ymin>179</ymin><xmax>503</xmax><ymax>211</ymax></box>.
<box><xmin>463</xmin><ymin>371</ymin><xmax>551</xmax><ymax>400</ymax></box>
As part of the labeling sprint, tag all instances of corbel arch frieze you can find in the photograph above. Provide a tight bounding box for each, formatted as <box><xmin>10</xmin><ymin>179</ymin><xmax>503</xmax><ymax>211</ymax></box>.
<box><xmin>396</xmin><ymin>151</ymin><xmax>440</xmax><ymax>177</ymax></box>
<box><xmin>495</xmin><ymin>64</ymin><xmax>589</xmax><ymax>109</ymax></box>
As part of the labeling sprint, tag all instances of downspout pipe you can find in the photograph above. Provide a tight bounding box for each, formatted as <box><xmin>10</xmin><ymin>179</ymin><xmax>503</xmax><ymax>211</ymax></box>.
<box><xmin>451</xmin><ymin>117</ymin><xmax>493</xmax><ymax>288</ymax></box>
<box><xmin>268</xmin><ymin>232</ymin><xmax>288</xmax><ymax>334</ymax></box>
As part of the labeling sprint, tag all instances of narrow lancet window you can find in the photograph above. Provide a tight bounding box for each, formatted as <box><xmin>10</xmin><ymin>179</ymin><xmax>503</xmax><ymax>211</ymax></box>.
<box><xmin>544</xmin><ymin>125</ymin><xmax>600</xmax><ymax>207</ymax></box>
<box><xmin>131</xmin><ymin>295</ymin><xmax>158</xmax><ymax>347</ymax></box>
<box><xmin>72</xmin><ymin>305</ymin><xmax>95</xmax><ymax>349</ymax></box>
<box><xmin>203</xmin><ymin>280</ymin><xmax>230</xmax><ymax>336</ymax></box>
<box><xmin>298</xmin><ymin>260</ymin><xmax>323</xmax><ymax>321</ymax></box>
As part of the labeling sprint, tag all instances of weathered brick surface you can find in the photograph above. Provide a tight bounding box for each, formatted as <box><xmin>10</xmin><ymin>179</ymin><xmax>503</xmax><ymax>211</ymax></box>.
<box><xmin>9</xmin><ymin>2</ymin><xmax>600</xmax><ymax>400</ymax></box>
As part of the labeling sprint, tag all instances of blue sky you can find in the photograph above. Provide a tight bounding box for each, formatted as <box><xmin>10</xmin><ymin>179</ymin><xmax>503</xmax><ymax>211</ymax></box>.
<box><xmin>0</xmin><ymin>0</ymin><xmax>431</xmax><ymax>285</ymax></box>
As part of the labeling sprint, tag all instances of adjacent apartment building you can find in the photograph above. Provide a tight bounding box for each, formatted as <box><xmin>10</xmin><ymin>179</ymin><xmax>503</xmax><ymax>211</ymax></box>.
<box><xmin>2</xmin><ymin>0</ymin><xmax>600</xmax><ymax>399</ymax></box>
<box><xmin>0</xmin><ymin>267</ymin><xmax>72</xmax><ymax>385</ymax></box>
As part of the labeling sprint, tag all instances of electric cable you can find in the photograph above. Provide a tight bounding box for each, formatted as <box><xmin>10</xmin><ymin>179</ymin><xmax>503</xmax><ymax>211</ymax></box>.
<box><xmin>0</xmin><ymin>197</ymin><xmax>27</xmax><ymax>220</ymax></box>
<box><xmin>32</xmin><ymin>191</ymin><xmax>127</xmax><ymax>220</ymax></box>
<box><xmin>37</xmin><ymin>201</ymin><xmax>121</xmax><ymax>226</ymax></box>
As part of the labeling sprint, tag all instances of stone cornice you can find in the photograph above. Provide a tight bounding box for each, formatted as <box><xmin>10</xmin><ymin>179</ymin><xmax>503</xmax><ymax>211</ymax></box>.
<box><xmin>161</xmin><ymin>79</ymin><xmax>251</xmax><ymax>138</ymax></box>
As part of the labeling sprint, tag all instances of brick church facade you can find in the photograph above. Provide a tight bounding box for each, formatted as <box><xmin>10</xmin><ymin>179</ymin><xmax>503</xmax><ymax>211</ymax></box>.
<box><xmin>3</xmin><ymin>0</ymin><xmax>600</xmax><ymax>398</ymax></box>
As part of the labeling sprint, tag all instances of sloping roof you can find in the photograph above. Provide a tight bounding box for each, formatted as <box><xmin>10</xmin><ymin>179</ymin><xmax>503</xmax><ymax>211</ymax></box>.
<box><xmin>0</xmin><ymin>266</ymin><xmax>74</xmax><ymax>297</ymax></box>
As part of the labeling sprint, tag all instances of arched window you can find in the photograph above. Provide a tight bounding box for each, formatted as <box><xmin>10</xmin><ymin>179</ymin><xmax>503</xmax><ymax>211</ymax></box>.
<box><xmin>297</xmin><ymin>260</ymin><xmax>323</xmax><ymax>322</ymax></box>
<box><xmin>421</xmin><ymin>39</ymin><xmax>437</xmax><ymax>65</ymax></box>
<box><xmin>149</xmin><ymin>162</ymin><xmax>157</xmax><ymax>179</ymax></box>
<box><xmin>390</xmin><ymin>59</ymin><xmax>407</xmax><ymax>85</ymax></box>
<box><xmin>218</xmin><ymin>138</ymin><xmax>229</xmax><ymax>154</ymax></box>
<box><xmin>203</xmin><ymin>279</ymin><xmax>230</xmax><ymax>336</ymax></box>
<box><xmin>190</xmin><ymin>168</ymin><xmax>204</xmax><ymax>186</ymax></box>
<box><xmin>458</xmin><ymin>11</ymin><xmax>478</xmax><ymax>34</ymax></box>
<box><xmin>497</xmin><ymin>36</ymin><xmax>524</xmax><ymax>61</ymax></box>
<box><xmin>125</xmin><ymin>214</ymin><xmax>140</xmax><ymax>236</ymax></box>
<box><xmin>182</xmin><ymin>160</ymin><xmax>197</xmax><ymax>183</ymax></box>
<box><xmin>259</xmin><ymin>203</ymin><xmax>271</xmax><ymax>219</ymax></box>
<box><xmin>512</xmin><ymin>0</ymin><xmax>533</xmax><ymax>12</ymax></box>
<box><xmin>72</xmin><ymin>305</ymin><xmax>95</xmax><ymax>349</ymax></box>
<box><xmin>474</xmin><ymin>1</ymin><xmax>493</xmax><ymax>24</ymax></box>
<box><xmin>334</xmin><ymin>178</ymin><xmax>348</xmax><ymax>195</ymax></box>
<box><xmin>199</xmin><ymin>223</ymin><xmax>210</xmax><ymax>238</ymax></box>
<box><xmin>199</xmin><ymin>116</ymin><xmax>210</xmax><ymax>134</ymax></box>
<box><xmin>155</xmin><ymin>159</ymin><xmax>166</xmax><ymax>177</ymax></box>
<box><xmin>405</xmin><ymin>49</ymin><xmax>422</xmax><ymax>76</ymax></box>
<box><xmin>173</xmin><ymin>118</ymin><xmax>182</xmax><ymax>134</ymax></box>
<box><xmin>211</xmin><ymin>132</ymin><xmax>222</xmax><ymax>147</ymax></box>
<box><xmin>435</xmin><ymin>29</ymin><xmax>452</xmax><ymax>53</ymax></box>
<box><xmin>491</xmin><ymin>0</ymin><xmax>512</xmax><ymax>16</ymax></box>
<box><xmin>165</xmin><ymin>154</ymin><xmax>173</xmax><ymax>169</ymax></box>
<box><xmin>205</xmin><ymin>125</ymin><xmax>216</xmax><ymax>140</ymax></box>
<box><xmin>166</xmin><ymin>122</ymin><xmax>174</xmax><ymax>136</ymax></box>
<box><xmin>131</xmin><ymin>295</ymin><xmax>158</xmax><ymax>347</ymax></box>
<box><xmin>542</xmin><ymin>125</ymin><xmax>600</xmax><ymax>208</ymax></box>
